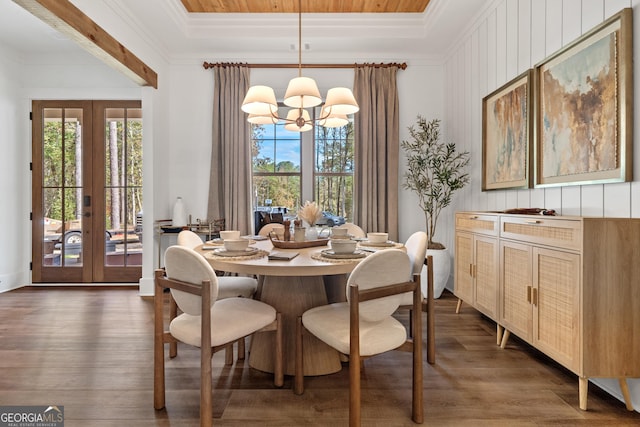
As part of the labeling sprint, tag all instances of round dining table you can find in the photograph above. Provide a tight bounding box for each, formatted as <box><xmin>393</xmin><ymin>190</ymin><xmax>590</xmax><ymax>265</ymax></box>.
<box><xmin>196</xmin><ymin>238</ymin><xmax>370</xmax><ymax>376</ymax></box>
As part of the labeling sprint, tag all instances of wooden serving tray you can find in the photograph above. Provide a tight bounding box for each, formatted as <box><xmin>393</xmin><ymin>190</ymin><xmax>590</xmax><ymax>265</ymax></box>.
<box><xmin>269</xmin><ymin>235</ymin><xmax>329</xmax><ymax>249</ymax></box>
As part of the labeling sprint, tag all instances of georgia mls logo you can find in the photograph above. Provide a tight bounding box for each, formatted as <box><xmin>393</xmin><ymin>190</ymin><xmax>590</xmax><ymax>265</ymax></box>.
<box><xmin>0</xmin><ymin>405</ymin><xmax>64</xmax><ymax>427</ymax></box>
<box><xmin>44</xmin><ymin>406</ymin><xmax>63</xmax><ymax>418</ymax></box>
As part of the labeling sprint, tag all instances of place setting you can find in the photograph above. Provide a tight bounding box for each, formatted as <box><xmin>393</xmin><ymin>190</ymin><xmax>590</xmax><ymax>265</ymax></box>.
<box><xmin>312</xmin><ymin>237</ymin><xmax>369</xmax><ymax>262</ymax></box>
<box><xmin>356</xmin><ymin>232</ymin><xmax>404</xmax><ymax>250</ymax></box>
<box><xmin>203</xmin><ymin>230</ymin><xmax>258</xmax><ymax>247</ymax></box>
<box><xmin>202</xmin><ymin>230</ymin><xmax>267</xmax><ymax>260</ymax></box>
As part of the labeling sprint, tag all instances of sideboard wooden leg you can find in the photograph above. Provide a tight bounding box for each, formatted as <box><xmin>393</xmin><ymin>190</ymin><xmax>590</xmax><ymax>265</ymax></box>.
<box><xmin>579</xmin><ymin>377</ymin><xmax>588</xmax><ymax>410</ymax></box>
<box><xmin>496</xmin><ymin>324</ymin><xmax>503</xmax><ymax>346</ymax></box>
<box><xmin>455</xmin><ymin>298</ymin><xmax>463</xmax><ymax>314</ymax></box>
<box><xmin>499</xmin><ymin>329</ymin><xmax>510</xmax><ymax>349</ymax></box>
<box><xmin>619</xmin><ymin>378</ymin><xmax>634</xmax><ymax>411</ymax></box>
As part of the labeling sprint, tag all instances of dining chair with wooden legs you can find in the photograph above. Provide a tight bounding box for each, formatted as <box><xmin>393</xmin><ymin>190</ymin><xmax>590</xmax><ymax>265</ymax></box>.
<box><xmin>154</xmin><ymin>246</ymin><xmax>283</xmax><ymax>427</ymax></box>
<box><xmin>398</xmin><ymin>231</ymin><xmax>435</xmax><ymax>364</ymax></box>
<box><xmin>177</xmin><ymin>230</ymin><xmax>258</xmax><ymax>363</ymax></box>
<box><xmin>294</xmin><ymin>249</ymin><xmax>423</xmax><ymax>426</ymax></box>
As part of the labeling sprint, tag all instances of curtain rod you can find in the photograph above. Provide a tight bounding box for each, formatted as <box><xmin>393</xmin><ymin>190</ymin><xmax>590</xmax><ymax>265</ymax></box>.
<box><xmin>202</xmin><ymin>62</ymin><xmax>407</xmax><ymax>70</ymax></box>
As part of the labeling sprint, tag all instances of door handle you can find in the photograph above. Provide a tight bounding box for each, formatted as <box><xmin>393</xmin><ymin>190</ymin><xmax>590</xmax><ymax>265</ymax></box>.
<box><xmin>527</xmin><ymin>285</ymin><xmax>532</xmax><ymax>303</ymax></box>
<box><xmin>83</xmin><ymin>212</ymin><xmax>91</xmax><ymax>218</ymax></box>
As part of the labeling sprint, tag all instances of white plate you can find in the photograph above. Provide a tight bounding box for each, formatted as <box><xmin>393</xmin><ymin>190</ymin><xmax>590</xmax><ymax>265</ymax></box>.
<box><xmin>359</xmin><ymin>240</ymin><xmax>395</xmax><ymax>247</ymax></box>
<box><xmin>206</xmin><ymin>237</ymin><xmax>257</xmax><ymax>245</ymax></box>
<box><xmin>213</xmin><ymin>247</ymin><xmax>259</xmax><ymax>257</ymax></box>
<box><xmin>320</xmin><ymin>249</ymin><xmax>367</xmax><ymax>259</ymax></box>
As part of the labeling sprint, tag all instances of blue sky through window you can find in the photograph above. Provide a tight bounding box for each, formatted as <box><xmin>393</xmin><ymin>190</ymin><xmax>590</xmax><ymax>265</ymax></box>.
<box><xmin>255</xmin><ymin>124</ymin><xmax>301</xmax><ymax>168</ymax></box>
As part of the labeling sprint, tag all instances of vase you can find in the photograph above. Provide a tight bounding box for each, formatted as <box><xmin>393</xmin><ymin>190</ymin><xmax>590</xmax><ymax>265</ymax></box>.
<box><xmin>172</xmin><ymin>197</ymin><xmax>187</xmax><ymax>227</ymax></box>
<box><xmin>305</xmin><ymin>226</ymin><xmax>318</xmax><ymax>240</ymax></box>
<box><xmin>426</xmin><ymin>247</ymin><xmax>450</xmax><ymax>299</ymax></box>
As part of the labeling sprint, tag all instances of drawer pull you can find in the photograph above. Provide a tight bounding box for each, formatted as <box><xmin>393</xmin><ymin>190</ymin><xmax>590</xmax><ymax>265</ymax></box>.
<box><xmin>525</xmin><ymin>220</ymin><xmax>541</xmax><ymax>224</ymax></box>
<box><xmin>527</xmin><ymin>286</ymin><xmax>532</xmax><ymax>303</ymax></box>
<box><xmin>468</xmin><ymin>215</ymin><xmax>478</xmax><ymax>220</ymax></box>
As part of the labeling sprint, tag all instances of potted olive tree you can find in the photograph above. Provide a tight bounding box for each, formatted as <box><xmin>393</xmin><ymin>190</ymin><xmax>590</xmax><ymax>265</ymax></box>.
<box><xmin>401</xmin><ymin>116</ymin><xmax>470</xmax><ymax>298</ymax></box>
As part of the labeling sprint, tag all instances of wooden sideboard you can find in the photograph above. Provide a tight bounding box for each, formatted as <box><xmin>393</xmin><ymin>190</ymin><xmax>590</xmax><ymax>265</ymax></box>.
<box><xmin>454</xmin><ymin>212</ymin><xmax>640</xmax><ymax>411</ymax></box>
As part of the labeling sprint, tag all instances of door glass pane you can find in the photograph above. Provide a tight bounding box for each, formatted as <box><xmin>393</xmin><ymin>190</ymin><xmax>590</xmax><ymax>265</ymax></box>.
<box><xmin>60</xmin><ymin>188</ymin><xmax>82</xmax><ymax>267</ymax></box>
<box><xmin>104</xmin><ymin>107</ymin><xmax>143</xmax><ymax>267</ymax></box>
<box><xmin>43</xmin><ymin>188</ymin><xmax>62</xmax><ymax>266</ymax></box>
<box><xmin>41</xmin><ymin>108</ymin><xmax>83</xmax><ymax>268</ymax></box>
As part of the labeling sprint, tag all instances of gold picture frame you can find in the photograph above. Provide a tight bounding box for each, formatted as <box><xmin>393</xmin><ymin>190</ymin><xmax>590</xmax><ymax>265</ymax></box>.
<box><xmin>482</xmin><ymin>70</ymin><xmax>533</xmax><ymax>191</ymax></box>
<box><xmin>534</xmin><ymin>8</ymin><xmax>633</xmax><ymax>187</ymax></box>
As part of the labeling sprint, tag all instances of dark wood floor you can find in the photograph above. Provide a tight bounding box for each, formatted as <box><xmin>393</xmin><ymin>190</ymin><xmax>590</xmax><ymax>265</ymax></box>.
<box><xmin>0</xmin><ymin>287</ymin><xmax>638</xmax><ymax>426</ymax></box>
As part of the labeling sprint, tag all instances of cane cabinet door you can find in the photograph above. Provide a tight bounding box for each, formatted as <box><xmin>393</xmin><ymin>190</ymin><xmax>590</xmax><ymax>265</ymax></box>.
<box><xmin>499</xmin><ymin>240</ymin><xmax>532</xmax><ymax>342</ymax></box>
<box><xmin>532</xmin><ymin>247</ymin><xmax>580</xmax><ymax>371</ymax></box>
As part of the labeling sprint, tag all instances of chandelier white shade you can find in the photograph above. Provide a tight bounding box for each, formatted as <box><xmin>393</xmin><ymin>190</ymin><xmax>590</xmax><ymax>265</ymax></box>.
<box><xmin>283</xmin><ymin>77</ymin><xmax>322</xmax><ymax>108</ymax></box>
<box><xmin>242</xmin><ymin>85</ymin><xmax>277</xmax><ymax>115</ymax></box>
<box><xmin>284</xmin><ymin>109</ymin><xmax>312</xmax><ymax>132</ymax></box>
<box><xmin>240</xmin><ymin>0</ymin><xmax>358</xmax><ymax>132</ymax></box>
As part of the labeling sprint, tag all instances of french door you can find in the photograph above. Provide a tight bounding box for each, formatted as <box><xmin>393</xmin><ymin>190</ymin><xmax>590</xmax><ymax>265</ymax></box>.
<box><xmin>32</xmin><ymin>100</ymin><xmax>143</xmax><ymax>283</ymax></box>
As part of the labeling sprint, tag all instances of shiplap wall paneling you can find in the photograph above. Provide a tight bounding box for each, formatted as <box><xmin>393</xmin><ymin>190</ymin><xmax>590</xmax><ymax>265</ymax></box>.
<box><xmin>517</xmin><ymin>0</ymin><xmax>531</xmax><ymax>73</ymax></box>
<box><xmin>530</xmin><ymin>1</ymin><xmax>546</xmax><ymax>64</ymax></box>
<box><xmin>506</xmin><ymin>0</ymin><xmax>519</xmax><ymax>79</ymax></box>
<box><xmin>496</xmin><ymin>3</ymin><xmax>508</xmax><ymax>86</ymax></box>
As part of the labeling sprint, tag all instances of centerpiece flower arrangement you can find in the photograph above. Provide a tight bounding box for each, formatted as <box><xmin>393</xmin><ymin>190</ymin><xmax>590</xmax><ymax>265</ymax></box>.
<box><xmin>297</xmin><ymin>201</ymin><xmax>322</xmax><ymax>227</ymax></box>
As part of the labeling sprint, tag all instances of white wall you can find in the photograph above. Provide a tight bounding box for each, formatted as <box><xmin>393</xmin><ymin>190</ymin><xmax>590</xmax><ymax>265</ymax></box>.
<box><xmin>0</xmin><ymin>45</ymin><xmax>27</xmax><ymax>292</ymax></box>
<box><xmin>442</xmin><ymin>0</ymin><xmax>639</xmax><ymax>411</ymax></box>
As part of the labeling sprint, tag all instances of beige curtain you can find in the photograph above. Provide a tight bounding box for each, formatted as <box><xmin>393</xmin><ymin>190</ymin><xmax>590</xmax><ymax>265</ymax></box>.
<box><xmin>352</xmin><ymin>66</ymin><xmax>399</xmax><ymax>241</ymax></box>
<box><xmin>207</xmin><ymin>65</ymin><xmax>253</xmax><ymax>234</ymax></box>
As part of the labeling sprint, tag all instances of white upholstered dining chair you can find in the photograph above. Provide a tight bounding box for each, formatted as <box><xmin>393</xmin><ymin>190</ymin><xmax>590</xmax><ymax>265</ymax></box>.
<box><xmin>335</xmin><ymin>222</ymin><xmax>366</xmax><ymax>238</ymax></box>
<box><xmin>177</xmin><ymin>230</ymin><xmax>257</xmax><ymax>299</ymax></box>
<box><xmin>154</xmin><ymin>246</ymin><xmax>283</xmax><ymax>427</ymax></box>
<box><xmin>294</xmin><ymin>249</ymin><xmax>423</xmax><ymax>426</ymax></box>
<box><xmin>176</xmin><ymin>229</ymin><xmax>258</xmax><ymax>362</ymax></box>
<box><xmin>257</xmin><ymin>222</ymin><xmax>285</xmax><ymax>238</ymax></box>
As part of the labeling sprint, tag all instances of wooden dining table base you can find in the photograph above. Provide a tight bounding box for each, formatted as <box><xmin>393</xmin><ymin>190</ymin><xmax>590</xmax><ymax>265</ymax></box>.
<box><xmin>249</xmin><ymin>274</ymin><xmax>343</xmax><ymax>376</ymax></box>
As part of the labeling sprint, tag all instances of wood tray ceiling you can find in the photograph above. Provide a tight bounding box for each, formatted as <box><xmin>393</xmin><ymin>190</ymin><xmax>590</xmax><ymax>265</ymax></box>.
<box><xmin>180</xmin><ymin>0</ymin><xmax>431</xmax><ymax>13</ymax></box>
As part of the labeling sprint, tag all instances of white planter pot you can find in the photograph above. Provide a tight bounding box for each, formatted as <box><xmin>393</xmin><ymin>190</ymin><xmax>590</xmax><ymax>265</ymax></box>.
<box><xmin>424</xmin><ymin>248</ymin><xmax>450</xmax><ymax>299</ymax></box>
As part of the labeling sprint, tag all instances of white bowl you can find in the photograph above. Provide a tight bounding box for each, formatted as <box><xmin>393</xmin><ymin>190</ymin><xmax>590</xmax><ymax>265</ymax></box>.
<box><xmin>331</xmin><ymin>227</ymin><xmax>349</xmax><ymax>238</ymax></box>
<box><xmin>223</xmin><ymin>238</ymin><xmax>249</xmax><ymax>252</ymax></box>
<box><xmin>367</xmin><ymin>232</ymin><xmax>388</xmax><ymax>244</ymax></box>
<box><xmin>220</xmin><ymin>230</ymin><xmax>241</xmax><ymax>240</ymax></box>
<box><xmin>330</xmin><ymin>238</ymin><xmax>357</xmax><ymax>254</ymax></box>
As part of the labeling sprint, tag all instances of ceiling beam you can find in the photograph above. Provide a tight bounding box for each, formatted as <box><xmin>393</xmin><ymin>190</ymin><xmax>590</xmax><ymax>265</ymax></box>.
<box><xmin>14</xmin><ymin>0</ymin><xmax>158</xmax><ymax>89</ymax></box>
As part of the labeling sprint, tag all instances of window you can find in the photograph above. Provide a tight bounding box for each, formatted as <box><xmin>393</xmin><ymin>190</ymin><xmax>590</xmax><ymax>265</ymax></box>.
<box><xmin>314</xmin><ymin>122</ymin><xmax>354</xmax><ymax>220</ymax></box>
<box><xmin>251</xmin><ymin>122</ymin><xmax>301</xmax><ymax>210</ymax></box>
<box><xmin>251</xmin><ymin>109</ymin><xmax>354</xmax><ymax>222</ymax></box>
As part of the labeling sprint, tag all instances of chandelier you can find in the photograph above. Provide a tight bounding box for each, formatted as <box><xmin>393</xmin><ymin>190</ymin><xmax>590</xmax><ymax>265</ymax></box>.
<box><xmin>241</xmin><ymin>0</ymin><xmax>359</xmax><ymax>132</ymax></box>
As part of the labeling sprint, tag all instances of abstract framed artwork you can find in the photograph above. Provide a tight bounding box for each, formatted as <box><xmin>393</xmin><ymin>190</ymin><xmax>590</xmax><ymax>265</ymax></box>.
<box><xmin>534</xmin><ymin>8</ymin><xmax>633</xmax><ymax>187</ymax></box>
<box><xmin>482</xmin><ymin>70</ymin><xmax>533</xmax><ymax>191</ymax></box>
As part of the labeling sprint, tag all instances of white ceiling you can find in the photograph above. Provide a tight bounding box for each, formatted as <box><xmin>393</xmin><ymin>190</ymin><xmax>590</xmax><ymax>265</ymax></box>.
<box><xmin>0</xmin><ymin>0</ymin><xmax>491</xmax><ymax>66</ymax></box>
